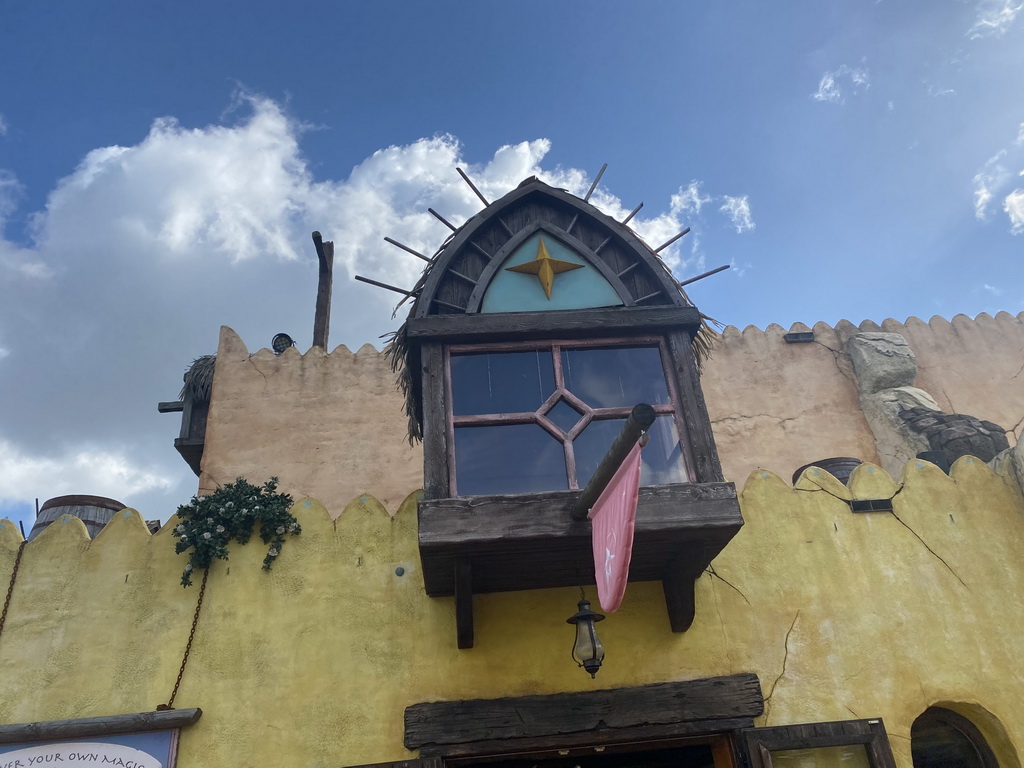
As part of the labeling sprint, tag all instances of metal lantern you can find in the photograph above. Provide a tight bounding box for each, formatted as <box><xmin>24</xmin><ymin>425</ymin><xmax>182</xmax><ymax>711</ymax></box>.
<box><xmin>566</xmin><ymin>597</ymin><xmax>605</xmax><ymax>677</ymax></box>
<box><xmin>272</xmin><ymin>333</ymin><xmax>295</xmax><ymax>355</ymax></box>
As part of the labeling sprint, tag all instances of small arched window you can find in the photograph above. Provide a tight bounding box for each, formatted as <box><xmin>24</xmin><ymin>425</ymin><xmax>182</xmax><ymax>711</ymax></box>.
<box><xmin>911</xmin><ymin>707</ymin><xmax>998</xmax><ymax>768</ymax></box>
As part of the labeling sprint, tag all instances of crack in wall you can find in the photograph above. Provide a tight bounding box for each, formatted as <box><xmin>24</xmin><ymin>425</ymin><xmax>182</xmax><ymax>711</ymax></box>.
<box><xmin>1012</xmin><ymin>358</ymin><xmax>1024</xmax><ymax>380</ymax></box>
<box><xmin>763</xmin><ymin>610</ymin><xmax>800</xmax><ymax>724</ymax></box>
<box><xmin>813</xmin><ymin>339</ymin><xmax>856</xmax><ymax>385</ymax></box>
<box><xmin>706</xmin><ymin>565</ymin><xmax>751</xmax><ymax>605</ymax></box>
<box><xmin>889</xmin><ymin>511</ymin><xmax>969</xmax><ymax>590</ymax></box>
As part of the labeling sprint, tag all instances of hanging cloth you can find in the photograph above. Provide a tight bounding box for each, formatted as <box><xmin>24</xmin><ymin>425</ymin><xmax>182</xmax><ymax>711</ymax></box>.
<box><xmin>588</xmin><ymin>441</ymin><xmax>642</xmax><ymax>612</ymax></box>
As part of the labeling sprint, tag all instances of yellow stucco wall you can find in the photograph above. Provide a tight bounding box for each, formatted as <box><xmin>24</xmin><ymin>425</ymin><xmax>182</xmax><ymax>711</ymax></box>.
<box><xmin>2</xmin><ymin>454</ymin><xmax>1023</xmax><ymax>768</ymax></box>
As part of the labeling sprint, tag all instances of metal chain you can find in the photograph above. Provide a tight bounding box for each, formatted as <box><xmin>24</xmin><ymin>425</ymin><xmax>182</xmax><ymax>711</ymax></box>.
<box><xmin>0</xmin><ymin>540</ymin><xmax>27</xmax><ymax>642</ymax></box>
<box><xmin>159</xmin><ymin>566</ymin><xmax>209</xmax><ymax>710</ymax></box>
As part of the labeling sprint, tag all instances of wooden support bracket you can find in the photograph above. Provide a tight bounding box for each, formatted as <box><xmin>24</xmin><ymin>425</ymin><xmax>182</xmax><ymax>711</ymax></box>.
<box><xmin>662</xmin><ymin>557</ymin><xmax>697</xmax><ymax>633</ymax></box>
<box><xmin>455</xmin><ymin>559</ymin><xmax>474</xmax><ymax>649</ymax></box>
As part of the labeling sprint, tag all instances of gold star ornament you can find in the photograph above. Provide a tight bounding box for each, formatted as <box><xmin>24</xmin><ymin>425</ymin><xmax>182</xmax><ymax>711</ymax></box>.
<box><xmin>505</xmin><ymin>237</ymin><xmax>583</xmax><ymax>300</ymax></box>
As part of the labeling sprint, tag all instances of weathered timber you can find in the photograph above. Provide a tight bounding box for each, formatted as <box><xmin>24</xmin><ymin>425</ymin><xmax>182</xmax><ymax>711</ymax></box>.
<box><xmin>678</xmin><ymin>264</ymin><xmax>729</xmax><ymax>288</ymax></box>
<box><xmin>740</xmin><ymin>720</ymin><xmax>897</xmax><ymax>768</ymax></box>
<box><xmin>385</xmin><ymin>236</ymin><xmax>433</xmax><ymax>263</ymax></box>
<box><xmin>346</xmin><ymin>759</ymin><xmax>443</xmax><ymax>768</ymax></box>
<box><xmin>405</xmin><ymin>673</ymin><xmax>763</xmax><ymax>751</ymax></box>
<box><xmin>0</xmin><ymin>708</ymin><xmax>202</xmax><ymax>744</ymax></box>
<box><xmin>622</xmin><ymin>202</ymin><xmax>643</xmax><ymax>224</ymax></box>
<box><xmin>157</xmin><ymin>401</ymin><xmax>184</xmax><ymax>413</ymax></box>
<box><xmin>412</xmin><ymin>180</ymin><xmax>687</xmax><ymax>319</ymax></box>
<box><xmin>455</xmin><ymin>558</ymin><xmax>473</xmax><ymax>649</ymax></box>
<box><xmin>418</xmin><ymin>482</ymin><xmax>742</xmax><ymax>597</ymax></box>
<box><xmin>584</xmin><ymin>163</ymin><xmax>607</xmax><ymax>202</ymax></box>
<box><xmin>654</xmin><ymin>228</ymin><xmax>691</xmax><ymax>254</ymax></box>
<box><xmin>312</xmin><ymin>232</ymin><xmax>334</xmax><ymax>350</ymax></box>
<box><xmin>573</xmin><ymin>403</ymin><xmax>656</xmax><ymax>519</ymax></box>
<box><xmin>354</xmin><ymin>274</ymin><xmax>414</xmax><ymax>297</ymax></box>
<box><xmin>407</xmin><ymin>305</ymin><xmax>701</xmax><ymax>343</ymax></box>
<box><xmin>457</xmin><ymin>167</ymin><xmax>490</xmax><ymax>207</ymax></box>
<box><xmin>420</xmin><ymin>343</ymin><xmax>450</xmax><ymax>499</ymax></box>
<box><xmin>423</xmin><ymin>717</ymin><xmax>755</xmax><ymax>758</ymax></box>
<box><xmin>663</xmin><ymin>555</ymin><xmax>699</xmax><ymax>632</ymax></box>
<box><xmin>667</xmin><ymin>330</ymin><xmax>724</xmax><ymax>483</ymax></box>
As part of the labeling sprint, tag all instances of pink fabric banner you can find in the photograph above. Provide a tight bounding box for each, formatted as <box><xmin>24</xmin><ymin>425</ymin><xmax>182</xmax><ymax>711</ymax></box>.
<box><xmin>588</xmin><ymin>441</ymin><xmax>642</xmax><ymax>613</ymax></box>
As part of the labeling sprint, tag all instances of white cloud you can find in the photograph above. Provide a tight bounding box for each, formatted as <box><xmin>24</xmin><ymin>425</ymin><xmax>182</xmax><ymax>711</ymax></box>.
<box><xmin>972</xmin><ymin>121</ymin><xmax>1024</xmax><ymax>232</ymax></box>
<box><xmin>973</xmin><ymin>150</ymin><xmax>1010</xmax><ymax>219</ymax></box>
<box><xmin>812</xmin><ymin>65</ymin><xmax>870</xmax><ymax>104</ymax></box>
<box><xmin>1</xmin><ymin>93</ymin><xmax>760</xmax><ymax>517</ymax></box>
<box><xmin>967</xmin><ymin>0</ymin><xmax>1023</xmax><ymax>38</ymax></box>
<box><xmin>0</xmin><ymin>437</ymin><xmax>174</xmax><ymax>505</ymax></box>
<box><xmin>670</xmin><ymin>181</ymin><xmax>712</xmax><ymax>215</ymax></box>
<box><xmin>983</xmin><ymin>283</ymin><xmax>1003</xmax><ymax>295</ymax></box>
<box><xmin>719</xmin><ymin>195</ymin><xmax>755</xmax><ymax>233</ymax></box>
<box><xmin>1005</xmin><ymin>189</ymin><xmax>1024</xmax><ymax>233</ymax></box>
<box><xmin>0</xmin><ymin>113</ymin><xmax>6</xmax><ymax>137</ymax></box>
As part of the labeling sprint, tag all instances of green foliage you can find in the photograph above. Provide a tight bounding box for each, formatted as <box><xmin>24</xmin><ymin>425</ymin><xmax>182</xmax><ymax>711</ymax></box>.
<box><xmin>173</xmin><ymin>477</ymin><xmax>300</xmax><ymax>587</ymax></box>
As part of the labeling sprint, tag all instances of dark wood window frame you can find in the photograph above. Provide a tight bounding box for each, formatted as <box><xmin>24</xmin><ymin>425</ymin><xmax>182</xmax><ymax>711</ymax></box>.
<box><xmin>409</xmin><ymin>307</ymin><xmax>741</xmax><ymax>648</ymax></box>
<box><xmin>445</xmin><ymin>335</ymin><xmax>697</xmax><ymax>496</ymax></box>
<box><xmin>739</xmin><ymin>719</ymin><xmax>898</xmax><ymax>768</ymax></box>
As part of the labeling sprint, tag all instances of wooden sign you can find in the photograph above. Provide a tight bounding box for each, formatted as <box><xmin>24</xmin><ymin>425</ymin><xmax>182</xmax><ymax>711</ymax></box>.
<box><xmin>0</xmin><ymin>730</ymin><xmax>179</xmax><ymax>768</ymax></box>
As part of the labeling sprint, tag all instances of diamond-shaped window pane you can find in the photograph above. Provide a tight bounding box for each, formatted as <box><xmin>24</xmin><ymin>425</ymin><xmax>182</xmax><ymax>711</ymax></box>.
<box><xmin>546</xmin><ymin>399</ymin><xmax>584</xmax><ymax>434</ymax></box>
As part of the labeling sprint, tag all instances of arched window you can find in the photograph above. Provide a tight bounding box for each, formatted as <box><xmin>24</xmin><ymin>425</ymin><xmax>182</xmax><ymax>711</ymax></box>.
<box><xmin>911</xmin><ymin>707</ymin><xmax>998</xmax><ymax>768</ymax></box>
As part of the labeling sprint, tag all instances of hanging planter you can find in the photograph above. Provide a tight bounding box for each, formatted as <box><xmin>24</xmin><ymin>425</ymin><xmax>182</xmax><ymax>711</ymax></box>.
<box><xmin>172</xmin><ymin>477</ymin><xmax>300</xmax><ymax>586</ymax></box>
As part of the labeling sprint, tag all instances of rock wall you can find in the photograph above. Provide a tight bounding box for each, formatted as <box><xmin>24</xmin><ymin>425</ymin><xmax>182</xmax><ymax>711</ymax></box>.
<box><xmin>703</xmin><ymin>313</ymin><xmax>1024</xmax><ymax>484</ymax></box>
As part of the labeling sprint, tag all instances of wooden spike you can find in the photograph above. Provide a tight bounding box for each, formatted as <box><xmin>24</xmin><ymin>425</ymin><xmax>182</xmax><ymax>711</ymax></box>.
<box><xmin>456</xmin><ymin>167</ymin><xmax>490</xmax><ymax>207</ymax></box>
<box><xmin>354</xmin><ymin>274</ymin><xmax>414</xmax><ymax>296</ymax></box>
<box><xmin>622</xmin><ymin>202</ymin><xmax>643</xmax><ymax>224</ymax></box>
<box><xmin>384</xmin><ymin>237</ymin><xmax>432</xmax><ymax>263</ymax></box>
<box><xmin>428</xmin><ymin>208</ymin><xmax>458</xmax><ymax>231</ymax></box>
<box><xmin>584</xmin><ymin>163</ymin><xmax>608</xmax><ymax>202</ymax></box>
<box><xmin>654</xmin><ymin>227</ymin><xmax>691</xmax><ymax>253</ymax></box>
<box><xmin>678</xmin><ymin>264</ymin><xmax>729</xmax><ymax>288</ymax></box>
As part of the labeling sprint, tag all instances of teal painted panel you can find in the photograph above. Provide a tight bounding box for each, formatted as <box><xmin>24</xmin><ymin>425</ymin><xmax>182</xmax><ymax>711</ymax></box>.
<box><xmin>481</xmin><ymin>233</ymin><xmax>623</xmax><ymax>313</ymax></box>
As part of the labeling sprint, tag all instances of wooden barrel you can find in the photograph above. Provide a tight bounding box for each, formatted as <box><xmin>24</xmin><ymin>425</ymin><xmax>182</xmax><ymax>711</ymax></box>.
<box><xmin>791</xmin><ymin>457</ymin><xmax>863</xmax><ymax>486</ymax></box>
<box><xmin>29</xmin><ymin>495</ymin><xmax>126</xmax><ymax>540</ymax></box>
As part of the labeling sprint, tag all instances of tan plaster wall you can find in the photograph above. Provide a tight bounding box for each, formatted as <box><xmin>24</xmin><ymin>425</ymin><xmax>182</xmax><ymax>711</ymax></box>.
<box><xmin>702</xmin><ymin>312</ymin><xmax>1024</xmax><ymax>484</ymax></box>
<box><xmin>2</xmin><ymin>455</ymin><xmax>1024</xmax><ymax>768</ymax></box>
<box><xmin>199</xmin><ymin>326</ymin><xmax>422</xmax><ymax>517</ymax></box>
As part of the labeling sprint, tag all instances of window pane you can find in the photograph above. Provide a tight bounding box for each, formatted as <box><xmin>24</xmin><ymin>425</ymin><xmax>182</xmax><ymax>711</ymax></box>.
<box><xmin>546</xmin><ymin>399</ymin><xmax>584</xmax><ymax>434</ymax></box>
<box><xmin>451</xmin><ymin>350</ymin><xmax>556</xmax><ymax>415</ymax></box>
<box><xmin>770</xmin><ymin>746</ymin><xmax>871</xmax><ymax>768</ymax></box>
<box><xmin>454</xmin><ymin>424</ymin><xmax>567</xmax><ymax>495</ymax></box>
<box><xmin>561</xmin><ymin>346</ymin><xmax>671</xmax><ymax>408</ymax></box>
<box><xmin>574</xmin><ymin>415</ymin><xmax>686</xmax><ymax>488</ymax></box>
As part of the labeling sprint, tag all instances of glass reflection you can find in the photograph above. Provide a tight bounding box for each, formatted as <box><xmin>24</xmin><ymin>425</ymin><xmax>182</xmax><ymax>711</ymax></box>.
<box><xmin>574</xmin><ymin>415</ymin><xmax>686</xmax><ymax>488</ymax></box>
<box><xmin>561</xmin><ymin>346</ymin><xmax>670</xmax><ymax>408</ymax></box>
<box><xmin>451</xmin><ymin>350</ymin><xmax>555</xmax><ymax>416</ymax></box>
<box><xmin>770</xmin><ymin>746</ymin><xmax>871</xmax><ymax>768</ymax></box>
<box><xmin>454</xmin><ymin>424</ymin><xmax>567</xmax><ymax>495</ymax></box>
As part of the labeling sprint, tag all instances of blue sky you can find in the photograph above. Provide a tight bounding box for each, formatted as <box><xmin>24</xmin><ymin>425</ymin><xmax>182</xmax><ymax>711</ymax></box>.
<box><xmin>1</xmin><ymin>1</ymin><xmax>1022</xmax><ymax>529</ymax></box>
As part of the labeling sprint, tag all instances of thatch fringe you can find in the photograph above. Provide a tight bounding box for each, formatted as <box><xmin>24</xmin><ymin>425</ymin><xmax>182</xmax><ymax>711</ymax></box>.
<box><xmin>179</xmin><ymin>355</ymin><xmax>217</xmax><ymax>402</ymax></box>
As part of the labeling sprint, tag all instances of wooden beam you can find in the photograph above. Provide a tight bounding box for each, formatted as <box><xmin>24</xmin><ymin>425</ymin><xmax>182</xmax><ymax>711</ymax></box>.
<box><xmin>425</xmin><ymin>717</ymin><xmax>756</xmax><ymax>758</ymax></box>
<box><xmin>312</xmin><ymin>232</ymin><xmax>334</xmax><ymax>350</ymax></box>
<box><xmin>157</xmin><ymin>401</ymin><xmax>184</xmax><ymax>413</ymax></box>
<box><xmin>663</xmin><ymin>556</ymin><xmax>698</xmax><ymax>633</ymax></box>
<box><xmin>455</xmin><ymin>559</ymin><xmax>474</xmax><ymax>649</ymax></box>
<box><xmin>0</xmin><ymin>709</ymin><xmax>202</xmax><ymax>744</ymax></box>
<box><xmin>404</xmin><ymin>673</ymin><xmax>763</xmax><ymax>750</ymax></box>
<box><xmin>584</xmin><ymin>163</ymin><xmax>607</xmax><ymax>202</ymax></box>
<box><xmin>666</xmin><ymin>330</ymin><xmax>725</xmax><ymax>483</ymax></box>
<box><xmin>406</xmin><ymin>306</ymin><xmax>702</xmax><ymax>343</ymax></box>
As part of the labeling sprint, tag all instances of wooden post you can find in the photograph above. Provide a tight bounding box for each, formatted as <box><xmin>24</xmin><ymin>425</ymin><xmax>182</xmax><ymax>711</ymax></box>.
<box><xmin>312</xmin><ymin>231</ymin><xmax>334</xmax><ymax>350</ymax></box>
<box><xmin>572</xmin><ymin>403</ymin><xmax>655</xmax><ymax>520</ymax></box>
